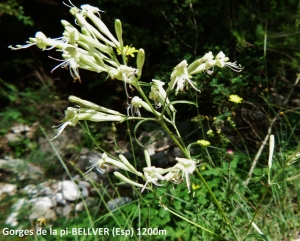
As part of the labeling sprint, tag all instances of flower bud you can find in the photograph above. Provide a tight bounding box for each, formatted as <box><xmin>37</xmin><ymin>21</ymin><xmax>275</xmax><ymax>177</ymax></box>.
<box><xmin>268</xmin><ymin>135</ymin><xmax>275</xmax><ymax>170</ymax></box>
<box><xmin>144</xmin><ymin>150</ymin><xmax>151</xmax><ymax>168</ymax></box>
<box><xmin>285</xmin><ymin>173</ymin><xmax>300</xmax><ymax>182</ymax></box>
<box><xmin>136</xmin><ymin>48</ymin><xmax>145</xmax><ymax>78</ymax></box>
<box><xmin>85</xmin><ymin>10</ymin><xmax>120</xmax><ymax>47</ymax></box>
<box><xmin>114</xmin><ymin>19</ymin><xmax>123</xmax><ymax>48</ymax></box>
<box><xmin>114</xmin><ymin>172</ymin><xmax>144</xmax><ymax>188</ymax></box>
<box><xmin>119</xmin><ymin>154</ymin><xmax>143</xmax><ymax>177</ymax></box>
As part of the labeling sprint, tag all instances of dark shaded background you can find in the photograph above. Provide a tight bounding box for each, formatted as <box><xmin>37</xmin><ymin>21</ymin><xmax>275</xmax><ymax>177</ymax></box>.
<box><xmin>1</xmin><ymin>0</ymin><xmax>300</xmax><ymax>148</ymax></box>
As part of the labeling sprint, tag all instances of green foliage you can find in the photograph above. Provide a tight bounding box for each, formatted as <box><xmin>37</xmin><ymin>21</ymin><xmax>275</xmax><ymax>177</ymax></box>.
<box><xmin>1</xmin><ymin>1</ymin><xmax>300</xmax><ymax>241</ymax></box>
<box><xmin>0</xmin><ymin>0</ymin><xmax>33</xmax><ymax>26</ymax></box>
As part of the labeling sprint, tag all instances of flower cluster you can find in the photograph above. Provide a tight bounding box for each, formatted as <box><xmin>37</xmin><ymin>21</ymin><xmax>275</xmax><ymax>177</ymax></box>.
<box><xmin>9</xmin><ymin>4</ymin><xmax>145</xmax><ymax>84</ymax></box>
<box><xmin>9</xmin><ymin>3</ymin><xmax>243</xmax><ymax>195</ymax></box>
<box><xmin>168</xmin><ymin>51</ymin><xmax>242</xmax><ymax>95</ymax></box>
<box><xmin>88</xmin><ymin>150</ymin><xmax>198</xmax><ymax>193</ymax></box>
<box><xmin>197</xmin><ymin>140</ymin><xmax>211</xmax><ymax>147</ymax></box>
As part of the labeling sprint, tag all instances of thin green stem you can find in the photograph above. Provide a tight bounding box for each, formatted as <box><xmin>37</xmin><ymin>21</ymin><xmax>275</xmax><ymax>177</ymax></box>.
<box><xmin>162</xmin><ymin>205</ymin><xmax>227</xmax><ymax>240</ymax></box>
<box><xmin>195</xmin><ymin>168</ymin><xmax>239</xmax><ymax>241</ymax></box>
<box><xmin>134</xmin><ymin>83</ymin><xmax>189</xmax><ymax>157</ymax></box>
<box><xmin>126</xmin><ymin>120</ymin><xmax>137</xmax><ymax>181</ymax></box>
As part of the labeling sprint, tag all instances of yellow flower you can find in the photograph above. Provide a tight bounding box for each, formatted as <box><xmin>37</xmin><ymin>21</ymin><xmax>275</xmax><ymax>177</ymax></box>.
<box><xmin>229</xmin><ymin>94</ymin><xmax>243</xmax><ymax>103</ymax></box>
<box><xmin>207</xmin><ymin>129</ymin><xmax>214</xmax><ymax>137</ymax></box>
<box><xmin>197</xmin><ymin>140</ymin><xmax>210</xmax><ymax>147</ymax></box>
<box><xmin>117</xmin><ymin>45</ymin><xmax>138</xmax><ymax>57</ymax></box>
<box><xmin>36</xmin><ymin>218</ymin><xmax>46</xmax><ymax>226</ymax></box>
<box><xmin>192</xmin><ymin>183</ymin><xmax>201</xmax><ymax>190</ymax></box>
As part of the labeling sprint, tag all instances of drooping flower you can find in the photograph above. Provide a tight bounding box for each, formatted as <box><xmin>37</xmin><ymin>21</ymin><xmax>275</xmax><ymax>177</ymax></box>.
<box><xmin>229</xmin><ymin>94</ymin><xmax>243</xmax><ymax>103</ymax></box>
<box><xmin>169</xmin><ymin>60</ymin><xmax>200</xmax><ymax>95</ymax></box>
<box><xmin>50</xmin><ymin>56</ymin><xmax>81</xmax><ymax>83</ymax></box>
<box><xmin>164</xmin><ymin>157</ymin><xmax>197</xmax><ymax>193</ymax></box>
<box><xmin>149</xmin><ymin>79</ymin><xmax>175</xmax><ymax>114</ymax></box>
<box><xmin>129</xmin><ymin>96</ymin><xmax>160</xmax><ymax>117</ymax></box>
<box><xmin>9</xmin><ymin>4</ymin><xmax>121</xmax><ymax>83</ymax></box>
<box><xmin>142</xmin><ymin>166</ymin><xmax>171</xmax><ymax>192</ymax></box>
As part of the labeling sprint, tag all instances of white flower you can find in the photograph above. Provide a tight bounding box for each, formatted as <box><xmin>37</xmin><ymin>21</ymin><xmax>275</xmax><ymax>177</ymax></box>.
<box><xmin>9</xmin><ymin>32</ymin><xmax>71</xmax><ymax>51</ymax></box>
<box><xmin>149</xmin><ymin>80</ymin><xmax>175</xmax><ymax>114</ymax></box>
<box><xmin>109</xmin><ymin>65</ymin><xmax>138</xmax><ymax>98</ymax></box>
<box><xmin>109</xmin><ymin>65</ymin><xmax>137</xmax><ymax>83</ymax></box>
<box><xmin>86</xmin><ymin>153</ymin><xmax>143</xmax><ymax>177</ymax></box>
<box><xmin>165</xmin><ymin>157</ymin><xmax>197</xmax><ymax>193</ymax></box>
<box><xmin>129</xmin><ymin>96</ymin><xmax>156</xmax><ymax>116</ymax></box>
<box><xmin>51</xmin><ymin>106</ymin><xmax>126</xmax><ymax>140</ymax></box>
<box><xmin>50</xmin><ymin>56</ymin><xmax>81</xmax><ymax>82</ymax></box>
<box><xmin>169</xmin><ymin>60</ymin><xmax>200</xmax><ymax>95</ymax></box>
<box><xmin>69</xmin><ymin>95</ymin><xmax>121</xmax><ymax>115</ymax></box>
<box><xmin>189</xmin><ymin>51</ymin><xmax>242</xmax><ymax>75</ymax></box>
<box><xmin>215</xmin><ymin>51</ymin><xmax>242</xmax><ymax>72</ymax></box>
<box><xmin>141</xmin><ymin>166</ymin><xmax>172</xmax><ymax>193</ymax></box>
<box><xmin>80</xmin><ymin>5</ymin><xmax>120</xmax><ymax>48</ymax></box>
<box><xmin>85</xmin><ymin>154</ymin><xmax>107</xmax><ymax>174</ymax></box>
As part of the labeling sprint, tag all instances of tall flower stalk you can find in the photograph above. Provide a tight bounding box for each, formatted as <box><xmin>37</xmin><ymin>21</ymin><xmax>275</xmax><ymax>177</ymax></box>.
<box><xmin>9</xmin><ymin>3</ymin><xmax>243</xmax><ymax>240</ymax></box>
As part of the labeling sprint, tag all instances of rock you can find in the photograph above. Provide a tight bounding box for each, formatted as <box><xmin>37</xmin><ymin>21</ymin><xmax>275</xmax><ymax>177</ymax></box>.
<box><xmin>10</xmin><ymin>124</ymin><xmax>30</xmax><ymax>134</ymax></box>
<box><xmin>29</xmin><ymin>196</ymin><xmax>56</xmax><ymax>209</ymax></box>
<box><xmin>57</xmin><ymin>180</ymin><xmax>89</xmax><ymax>201</ymax></box>
<box><xmin>5</xmin><ymin>124</ymin><xmax>30</xmax><ymax>142</ymax></box>
<box><xmin>5</xmin><ymin>133</ymin><xmax>22</xmax><ymax>142</ymax></box>
<box><xmin>5</xmin><ymin>123</ymin><xmax>38</xmax><ymax>142</ymax></box>
<box><xmin>55</xmin><ymin>193</ymin><xmax>67</xmax><ymax>206</ymax></box>
<box><xmin>28</xmin><ymin>197</ymin><xmax>57</xmax><ymax>220</ymax></box>
<box><xmin>78</xmin><ymin>181</ymin><xmax>90</xmax><ymax>198</ymax></box>
<box><xmin>0</xmin><ymin>183</ymin><xmax>17</xmax><ymax>195</ymax></box>
<box><xmin>5</xmin><ymin>212</ymin><xmax>19</xmax><ymax>227</ymax></box>
<box><xmin>151</xmin><ymin>151</ymin><xmax>169</xmax><ymax>167</ymax></box>
<box><xmin>107</xmin><ymin>197</ymin><xmax>132</xmax><ymax>210</ymax></box>
<box><xmin>5</xmin><ymin>198</ymin><xmax>27</xmax><ymax>227</ymax></box>
<box><xmin>75</xmin><ymin>201</ymin><xmax>84</xmax><ymax>211</ymax></box>
<box><xmin>23</xmin><ymin>184</ymin><xmax>38</xmax><ymax>196</ymax></box>
<box><xmin>62</xmin><ymin>205</ymin><xmax>73</xmax><ymax>216</ymax></box>
<box><xmin>171</xmin><ymin>147</ymin><xmax>184</xmax><ymax>158</ymax></box>
<box><xmin>0</xmin><ymin>157</ymin><xmax>44</xmax><ymax>181</ymax></box>
<box><xmin>76</xmin><ymin>150</ymin><xmax>103</xmax><ymax>175</ymax></box>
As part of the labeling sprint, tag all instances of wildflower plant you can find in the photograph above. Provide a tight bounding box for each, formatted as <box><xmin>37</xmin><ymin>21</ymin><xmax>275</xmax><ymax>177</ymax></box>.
<box><xmin>9</xmin><ymin>2</ymin><xmax>257</xmax><ymax>240</ymax></box>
